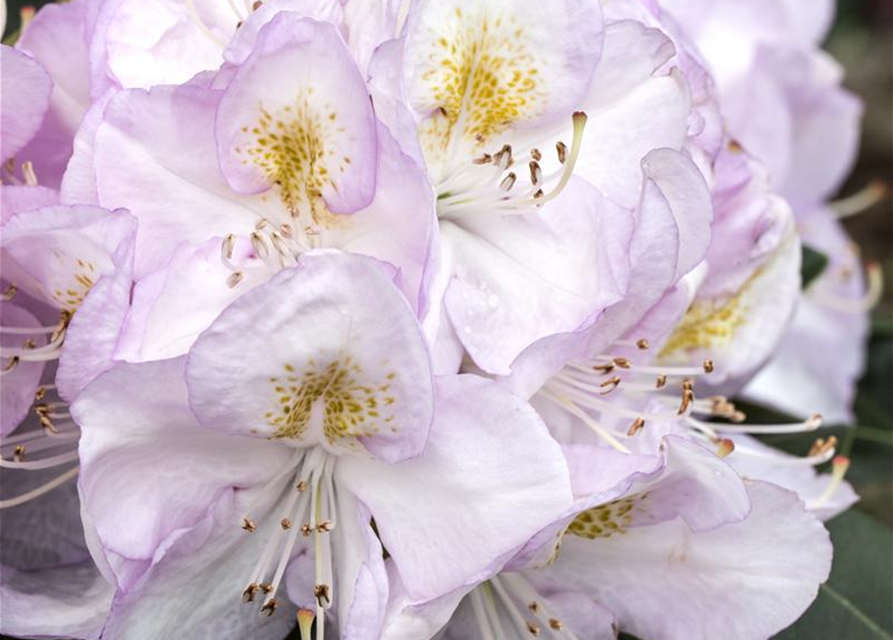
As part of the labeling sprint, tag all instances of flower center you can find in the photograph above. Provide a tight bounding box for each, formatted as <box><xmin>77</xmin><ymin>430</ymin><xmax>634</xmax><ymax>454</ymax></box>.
<box><xmin>264</xmin><ymin>358</ymin><xmax>398</xmax><ymax>455</ymax></box>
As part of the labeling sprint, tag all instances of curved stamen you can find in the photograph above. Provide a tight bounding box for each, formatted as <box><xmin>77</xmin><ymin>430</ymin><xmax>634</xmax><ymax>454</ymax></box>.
<box><xmin>0</xmin><ymin>449</ymin><xmax>79</xmax><ymax>470</ymax></box>
<box><xmin>184</xmin><ymin>0</ymin><xmax>227</xmax><ymax>46</ymax></box>
<box><xmin>831</xmin><ymin>180</ymin><xmax>888</xmax><ymax>218</ymax></box>
<box><xmin>811</xmin><ymin>262</ymin><xmax>883</xmax><ymax>314</ymax></box>
<box><xmin>0</xmin><ymin>465</ymin><xmax>79</xmax><ymax>509</ymax></box>
<box><xmin>811</xmin><ymin>456</ymin><xmax>851</xmax><ymax>508</ymax></box>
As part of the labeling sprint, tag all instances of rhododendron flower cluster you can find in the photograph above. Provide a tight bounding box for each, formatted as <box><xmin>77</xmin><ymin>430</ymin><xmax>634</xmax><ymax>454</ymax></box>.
<box><xmin>0</xmin><ymin>0</ymin><xmax>872</xmax><ymax>639</ymax></box>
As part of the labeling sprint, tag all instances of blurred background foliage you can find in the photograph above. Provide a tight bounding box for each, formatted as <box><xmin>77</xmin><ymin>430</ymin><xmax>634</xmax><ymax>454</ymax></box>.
<box><xmin>2</xmin><ymin>1</ymin><xmax>891</xmax><ymax>639</ymax></box>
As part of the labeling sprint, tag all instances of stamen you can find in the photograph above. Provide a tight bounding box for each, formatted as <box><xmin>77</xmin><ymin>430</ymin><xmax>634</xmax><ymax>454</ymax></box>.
<box><xmin>715</xmin><ymin>439</ymin><xmax>735</xmax><ymax>458</ymax></box>
<box><xmin>2</xmin><ymin>284</ymin><xmax>17</xmax><ymax>301</ymax></box>
<box><xmin>811</xmin><ymin>262</ymin><xmax>883</xmax><ymax>314</ymax></box>
<box><xmin>813</xmin><ymin>456</ymin><xmax>851</xmax><ymax>507</ymax></box>
<box><xmin>831</xmin><ymin>180</ymin><xmax>888</xmax><ymax>218</ymax></box>
<box><xmin>540</xmin><ymin>389</ymin><xmax>631</xmax><ymax>454</ymax></box>
<box><xmin>184</xmin><ymin>0</ymin><xmax>227</xmax><ymax>46</ymax></box>
<box><xmin>21</xmin><ymin>161</ymin><xmax>38</xmax><ymax>187</ymax></box>
<box><xmin>688</xmin><ymin>413</ymin><xmax>822</xmax><ymax>435</ymax></box>
<box><xmin>0</xmin><ymin>448</ymin><xmax>79</xmax><ymax>470</ymax></box>
<box><xmin>0</xmin><ymin>465</ymin><xmax>79</xmax><ymax>509</ymax></box>
<box><xmin>627</xmin><ymin>417</ymin><xmax>645</xmax><ymax>436</ymax></box>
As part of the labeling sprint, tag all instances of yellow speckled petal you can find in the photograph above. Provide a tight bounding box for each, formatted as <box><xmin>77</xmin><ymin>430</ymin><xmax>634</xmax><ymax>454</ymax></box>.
<box><xmin>216</xmin><ymin>15</ymin><xmax>378</xmax><ymax>217</ymax></box>
<box><xmin>185</xmin><ymin>252</ymin><xmax>433</xmax><ymax>463</ymax></box>
<box><xmin>403</xmin><ymin>0</ymin><xmax>602</xmax><ymax>159</ymax></box>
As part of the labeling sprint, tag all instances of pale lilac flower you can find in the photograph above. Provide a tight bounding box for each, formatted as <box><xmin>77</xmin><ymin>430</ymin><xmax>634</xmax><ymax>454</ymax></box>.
<box><xmin>71</xmin><ymin>252</ymin><xmax>574</xmax><ymax>639</ymax></box>
<box><xmin>385</xmin><ymin>437</ymin><xmax>831</xmax><ymax>640</ymax></box>
<box><xmin>371</xmin><ymin>0</ymin><xmax>704</xmax><ymax>375</ymax></box>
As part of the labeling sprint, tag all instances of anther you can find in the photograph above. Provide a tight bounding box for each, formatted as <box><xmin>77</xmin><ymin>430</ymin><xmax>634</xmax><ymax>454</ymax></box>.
<box><xmin>636</xmin><ymin>338</ymin><xmax>649</xmax><ymax>350</ymax></box>
<box><xmin>302</xmin><ymin>524</ymin><xmax>312</xmax><ymax>537</ymax></box>
<box><xmin>314</xmin><ymin>584</ymin><xmax>331</xmax><ymax>606</ymax></box>
<box><xmin>227</xmin><ymin>271</ymin><xmax>244</xmax><ymax>288</ymax></box>
<box><xmin>678</xmin><ymin>379</ymin><xmax>695</xmax><ymax>415</ymax></box>
<box><xmin>655</xmin><ymin>374</ymin><xmax>667</xmax><ymax>389</ymax></box>
<box><xmin>13</xmin><ymin>446</ymin><xmax>25</xmax><ymax>462</ymax></box>
<box><xmin>296</xmin><ymin>480</ymin><xmax>307</xmax><ymax>492</ymax></box>
<box><xmin>241</xmin><ymin>518</ymin><xmax>257</xmax><ymax>532</ymax></box>
<box><xmin>703</xmin><ymin>359</ymin><xmax>715</xmax><ymax>373</ymax></box>
<box><xmin>612</xmin><ymin>357</ymin><xmax>632</xmax><ymax>369</ymax></box>
<box><xmin>281</xmin><ymin>518</ymin><xmax>292</xmax><ymax>530</ymax></box>
<box><xmin>526</xmin><ymin>621</ymin><xmax>541</xmax><ymax>635</ymax></box>
<box><xmin>250</xmin><ymin>232</ymin><xmax>270</xmax><ymax>259</ymax></box>
<box><xmin>549</xmin><ymin>618</ymin><xmax>563</xmax><ymax>630</ymax></box>
<box><xmin>242</xmin><ymin>584</ymin><xmax>260</xmax><ymax>603</ymax></box>
<box><xmin>473</xmin><ymin>153</ymin><xmax>493</xmax><ymax>165</ymax></box>
<box><xmin>556</xmin><ymin>141</ymin><xmax>568</xmax><ymax>164</ymax></box>
<box><xmin>627</xmin><ymin>417</ymin><xmax>645</xmax><ymax>436</ymax></box>
<box><xmin>260</xmin><ymin>598</ymin><xmax>278</xmax><ymax>616</ymax></box>
<box><xmin>34</xmin><ymin>386</ymin><xmax>47</xmax><ymax>401</ymax></box>
<box><xmin>315</xmin><ymin>520</ymin><xmax>334</xmax><ymax>533</ymax></box>
<box><xmin>529</xmin><ymin>161</ymin><xmax>543</xmax><ymax>186</ymax></box>
<box><xmin>252</xmin><ymin>1</ymin><xmax>263</xmax><ymax>9</ymax></box>
<box><xmin>2</xmin><ymin>356</ymin><xmax>19</xmax><ymax>373</ymax></box>
<box><xmin>599</xmin><ymin>376</ymin><xmax>621</xmax><ymax>394</ymax></box>
<box><xmin>528</xmin><ymin>602</ymin><xmax>539</xmax><ymax>614</ymax></box>
<box><xmin>222</xmin><ymin>234</ymin><xmax>235</xmax><ymax>261</ymax></box>
<box><xmin>500</xmin><ymin>172</ymin><xmax>517</xmax><ymax>192</ymax></box>
<box><xmin>592</xmin><ymin>363</ymin><xmax>614</xmax><ymax>374</ymax></box>
<box><xmin>260</xmin><ymin>583</ymin><xmax>273</xmax><ymax>594</ymax></box>
<box><xmin>808</xmin><ymin>436</ymin><xmax>838</xmax><ymax>458</ymax></box>
<box><xmin>21</xmin><ymin>161</ymin><xmax>37</xmax><ymax>186</ymax></box>
<box><xmin>2</xmin><ymin>284</ymin><xmax>17</xmax><ymax>301</ymax></box>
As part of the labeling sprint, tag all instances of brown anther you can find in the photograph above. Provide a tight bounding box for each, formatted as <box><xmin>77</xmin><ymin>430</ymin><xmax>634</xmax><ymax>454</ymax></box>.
<box><xmin>703</xmin><ymin>359</ymin><xmax>715</xmax><ymax>373</ymax></box>
<box><xmin>314</xmin><ymin>584</ymin><xmax>331</xmax><ymax>606</ymax></box>
<box><xmin>809</xmin><ymin>436</ymin><xmax>837</xmax><ymax>458</ymax></box>
<box><xmin>279</xmin><ymin>223</ymin><xmax>294</xmax><ymax>238</ymax></box>
<box><xmin>13</xmin><ymin>445</ymin><xmax>25</xmax><ymax>462</ymax></box>
<box><xmin>21</xmin><ymin>161</ymin><xmax>37</xmax><ymax>186</ymax></box>
<box><xmin>241</xmin><ymin>518</ymin><xmax>257</xmax><ymax>533</ymax></box>
<box><xmin>473</xmin><ymin>153</ymin><xmax>492</xmax><ymax>165</ymax></box>
<box><xmin>612</xmin><ymin>357</ymin><xmax>632</xmax><ymax>369</ymax></box>
<box><xmin>533</xmin><ymin>188</ymin><xmax>545</xmax><ymax>200</ymax></box>
<box><xmin>222</xmin><ymin>233</ymin><xmax>236</xmax><ymax>260</ymax></box>
<box><xmin>51</xmin><ymin>311</ymin><xmax>72</xmax><ymax>343</ymax></box>
<box><xmin>315</xmin><ymin>520</ymin><xmax>334</xmax><ymax>533</ymax></box>
<box><xmin>549</xmin><ymin>618</ymin><xmax>563</xmax><ymax>630</ymax></box>
<box><xmin>592</xmin><ymin>363</ymin><xmax>615</xmax><ymax>374</ymax></box>
<box><xmin>627</xmin><ymin>417</ymin><xmax>646</xmax><ymax>436</ymax></box>
<box><xmin>296</xmin><ymin>480</ymin><xmax>307</xmax><ymax>492</ymax></box>
<box><xmin>678</xmin><ymin>381</ymin><xmax>695</xmax><ymax>415</ymax></box>
<box><xmin>636</xmin><ymin>338</ymin><xmax>649</xmax><ymax>350</ymax></box>
<box><xmin>254</xmin><ymin>218</ymin><xmax>269</xmax><ymax>231</ymax></box>
<box><xmin>531</xmin><ymin>148</ymin><xmax>542</xmax><ymax>161</ymax></box>
<box><xmin>556</xmin><ymin>141</ymin><xmax>568</xmax><ymax>164</ymax></box>
<box><xmin>655</xmin><ymin>374</ymin><xmax>667</xmax><ymax>389</ymax></box>
<box><xmin>260</xmin><ymin>583</ymin><xmax>273</xmax><ymax>594</ymax></box>
<box><xmin>2</xmin><ymin>283</ymin><xmax>17</xmax><ymax>301</ymax></box>
<box><xmin>599</xmin><ymin>376</ymin><xmax>621</xmax><ymax>394</ymax></box>
<box><xmin>260</xmin><ymin>598</ymin><xmax>278</xmax><ymax>616</ymax></box>
<box><xmin>528</xmin><ymin>602</ymin><xmax>540</xmax><ymax>614</ymax></box>
<box><xmin>494</xmin><ymin>144</ymin><xmax>513</xmax><ymax>169</ymax></box>
<box><xmin>499</xmin><ymin>172</ymin><xmax>517</xmax><ymax>191</ymax></box>
<box><xmin>301</xmin><ymin>524</ymin><xmax>312</xmax><ymax>537</ymax></box>
<box><xmin>281</xmin><ymin>518</ymin><xmax>292</xmax><ymax>530</ymax></box>
<box><xmin>22</xmin><ymin>339</ymin><xmax>35</xmax><ymax>350</ymax></box>
<box><xmin>526</xmin><ymin>621</ymin><xmax>541</xmax><ymax>635</ymax></box>
<box><xmin>252</xmin><ymin>1</ymin><xmax>263</xmax><ymax>9</ymax></box>
<box><xmin>241</xmin><ymin>583</ymin><xmax>260</xmax><ymax>603</ymax></box>
<box><xmin>227</xmin><ymin>271</ymin><xmax>244</xmax><ymax>288</ymax></box>
<box><xmin>731</xmin><ymin>410</ymin><xmax>747</xmax><ymax>423</ymax></box>
<box><xmin>529</xmin><ymin>161</ymin><xmax>543</xmax><ymax>186</ymax></box>
<box><xmin>34</xmin><ymin>386</ymin><xmax>47</xmax><ymax>401</ymax></box>
<box><xmin>728</xmin><ymin>139</ymin><xmax>743</xmax><ymax>153</ymax></box>
<box><xmin>236</xmin><ymin>20</ymin><xmax>243</xmax><ymax>28</ymax></box>
<box><xmin>2</xmin><ymin>356</ymin><xmax>19</xmax><ymax>373</ymax></box>
<box><xmin>250</xmin><ymin>232</ymin><xmax>270</xmax><ymax>259</ymax></box>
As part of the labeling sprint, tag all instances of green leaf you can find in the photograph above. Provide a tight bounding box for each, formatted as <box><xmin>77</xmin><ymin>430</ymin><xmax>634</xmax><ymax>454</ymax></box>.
<box><xmin>773</xmin><ymin>510</ymin><xmax>893</xmax><ymax>639</ymax></box>
<box><xmin>801</xmin><ymin>245</ymin><xmax>830</xmax><ymax>289</ymax></box>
